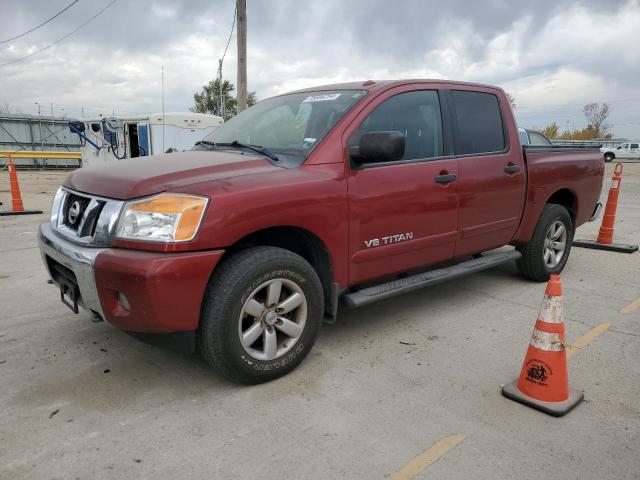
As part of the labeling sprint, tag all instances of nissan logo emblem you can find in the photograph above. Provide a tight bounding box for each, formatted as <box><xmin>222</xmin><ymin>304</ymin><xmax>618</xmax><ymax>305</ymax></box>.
<box><xmin>68</xmin><ymin>201</ymin><xmax>81</xmax><ymax>225</ymax></box>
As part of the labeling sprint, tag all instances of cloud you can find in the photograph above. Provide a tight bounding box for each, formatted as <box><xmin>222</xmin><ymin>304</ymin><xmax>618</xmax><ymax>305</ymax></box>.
<box><xmin>0</xmin><ymin>0</ymin><xmax>638</xmax><ymax>137</ymax></box>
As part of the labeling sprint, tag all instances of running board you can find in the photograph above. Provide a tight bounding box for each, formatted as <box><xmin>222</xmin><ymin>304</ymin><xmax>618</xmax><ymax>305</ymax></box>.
<box><xmin>342</xmin><ymin>250</ymin><xmax>521</xmax><ymax>308</ymax></box>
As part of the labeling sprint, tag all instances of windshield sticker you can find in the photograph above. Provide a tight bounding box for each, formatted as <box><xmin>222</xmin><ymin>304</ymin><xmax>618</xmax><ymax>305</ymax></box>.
<box><xmin>302</xmin><ymin>137</ymin><xmax>317</xmax><ymax>148</ymax></box>
<box><xmin>302</xmin><ymin>93</ymin><xmax>341</xmax><ymax>103</ymax></box>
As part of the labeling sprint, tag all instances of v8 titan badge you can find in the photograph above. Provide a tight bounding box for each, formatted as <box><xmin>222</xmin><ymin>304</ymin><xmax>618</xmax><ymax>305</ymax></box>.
<box><xmin>364</xmin><ymin>232</ymin><xmax>413</xmax><ymax>248</ymax></box>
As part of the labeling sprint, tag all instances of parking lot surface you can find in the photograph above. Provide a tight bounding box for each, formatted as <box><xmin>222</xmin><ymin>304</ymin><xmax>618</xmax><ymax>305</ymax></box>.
<box><xmin>1</xmin><ymin>163</ymin><xmax>639</xmax><ymax>479</ymax></box>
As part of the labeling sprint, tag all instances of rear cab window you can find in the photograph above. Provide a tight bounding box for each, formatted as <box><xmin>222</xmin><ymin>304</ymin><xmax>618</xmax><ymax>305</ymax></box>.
<box><xmin>451</xmin><ymin>90</ymin><xmax>506</xmax><ymax>155</ymax></box>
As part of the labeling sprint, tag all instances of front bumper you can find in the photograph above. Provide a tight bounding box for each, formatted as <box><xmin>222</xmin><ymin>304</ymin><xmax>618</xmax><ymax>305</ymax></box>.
<box><xmin>39</xmin><ymin>223</ymin><xmax>225</xmax><ymax>333</ymax></box>
<box><xmin>39</xmin><ymin>222</ymin><xmax>106</xmax><ymax>317</ymax></box>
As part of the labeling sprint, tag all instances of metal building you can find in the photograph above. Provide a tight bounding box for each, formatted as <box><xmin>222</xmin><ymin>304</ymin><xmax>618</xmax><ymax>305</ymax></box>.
<box><xmin>0</xmin><ymin>113</ymin><xmax>81</xmax><ymax>169</ymax></box>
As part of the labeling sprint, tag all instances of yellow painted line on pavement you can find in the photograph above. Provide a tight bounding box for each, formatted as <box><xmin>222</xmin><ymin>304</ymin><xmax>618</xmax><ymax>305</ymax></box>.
<box><xmin>620</xmin><ymin>297</ymin><xmax>640</xmax><ymax>315</ymax></box>
<box><xmin>391</xmin><ymin>434</ymin><xmax>465</xmax><ymax>480</ymax></box>
<box><xmin>566</xmin><ymin>323</ymin><xmax>610</xmax><ymax>358</ymax></box>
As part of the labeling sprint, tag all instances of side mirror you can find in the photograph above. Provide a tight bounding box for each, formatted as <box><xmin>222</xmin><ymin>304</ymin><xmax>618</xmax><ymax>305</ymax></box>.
<box><xmin>351</xmin><ymin>131</ymin><xmax>405</xmax><ymax>163</ymax></box>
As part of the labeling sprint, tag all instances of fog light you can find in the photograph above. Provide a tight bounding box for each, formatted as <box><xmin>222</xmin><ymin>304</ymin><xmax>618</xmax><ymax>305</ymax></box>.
<box><xmin>117</xmin><ymin>292</ymin><xmax>130</xmax><ymax>312</ymax></box>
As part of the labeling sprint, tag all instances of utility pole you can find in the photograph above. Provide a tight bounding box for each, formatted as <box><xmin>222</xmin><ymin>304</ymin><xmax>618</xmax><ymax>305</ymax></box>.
<box><xmin>236</xmin><ymin>0</ymin><xmax>247</xmax><ymax>113</ymax></box>
<box><xmin>218</xmin><ymin>58</ymin><xmax>224</xmax><ymax>118</ymax></box>
<box><xmin>35</xmin><ymin>102</ymin><xmax>44</xmax><ymax>150</ymax></box>
<box><xmin>50</xmin><ymin>102</ymin><xmax>57</xmax><ymax>150</ymax></box>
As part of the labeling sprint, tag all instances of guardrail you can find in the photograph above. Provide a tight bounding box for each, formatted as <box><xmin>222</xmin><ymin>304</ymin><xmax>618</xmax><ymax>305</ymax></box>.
<box><xmin>0</xmin><ymin>150</ymin><xmax>81</xmax><ymax>170</ymax></box>
<box><xmin>0</xmin><ymin>150</ymin><xmax>81</xmax><ymax>159</ymax></box>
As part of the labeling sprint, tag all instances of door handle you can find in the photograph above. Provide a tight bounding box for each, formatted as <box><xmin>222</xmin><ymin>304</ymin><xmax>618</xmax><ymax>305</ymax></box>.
<box><xmin>435</xmin><ymin>173</ymin><xmax>457</xmax><ymax>184</ymax></box>
<box><xmin>504</xmin><ymin>163</ymin><xmax>521</xmax><ymax>174</ymax></box>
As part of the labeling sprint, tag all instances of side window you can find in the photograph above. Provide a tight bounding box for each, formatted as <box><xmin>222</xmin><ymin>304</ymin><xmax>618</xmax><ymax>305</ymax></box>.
<box><xmin>349</xmin><ymin>90</ymin><xmax>443</xmax><ymax>161</ymax></box>
<box><xmin>631</xmin><ymin>143</ymin><xmax>639</xmax><ymax>149</ymax></box>
<box><xmin>451</xmin><ymin>90</ymin><xmax>506</xmax><ymax>155</ymax></box>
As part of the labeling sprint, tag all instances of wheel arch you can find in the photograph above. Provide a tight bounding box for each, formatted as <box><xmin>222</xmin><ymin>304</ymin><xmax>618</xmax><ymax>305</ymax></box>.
<box><xmin>546</xmin><ymin>188</ymin><xmax>577</xmax><ymax>222</ymax></box>
<box><xmin>222</xmin><ymin>226</ymin><xmax>336</xmax><ymax>318</ymax></box>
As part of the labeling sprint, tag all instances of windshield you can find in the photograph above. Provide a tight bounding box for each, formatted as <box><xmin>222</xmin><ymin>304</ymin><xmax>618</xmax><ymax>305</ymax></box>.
<box><xmin>194</xmin><ymin>90</ymin><xmax>367</xmax><ymax>165</ymax></box>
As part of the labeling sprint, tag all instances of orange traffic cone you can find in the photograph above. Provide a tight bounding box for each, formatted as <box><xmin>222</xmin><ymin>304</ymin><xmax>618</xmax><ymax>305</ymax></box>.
<box><xmin>573</xmin><ymin>163</ymin><xmax>638</xmax><ymax>253</ymax></box>
<box><xmin>502</xmin><ymin>275</ymin><xmax>583</xmax><ymax>416</ymax></box>
<box><xmin>0</xmin><ymin>156</ymin><xmax>43</xmax><ymax>216</ymax></box>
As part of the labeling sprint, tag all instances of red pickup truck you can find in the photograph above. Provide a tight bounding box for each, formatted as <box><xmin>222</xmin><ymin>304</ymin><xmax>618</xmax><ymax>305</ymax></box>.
<box><xmin>39</xmin><ymin>80</ymin><xmax>604</xmax><ymax>383</ymax></box>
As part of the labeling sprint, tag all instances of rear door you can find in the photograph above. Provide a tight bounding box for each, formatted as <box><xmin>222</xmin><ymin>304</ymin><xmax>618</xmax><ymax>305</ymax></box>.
<box><xmin>629</xmin><ymin>143</ymin><xmax>640</xmax><ymax>159</ymax></box>
<box><xmin>346</xmin><ymin>87</ymin><xmax>459</xmax><ymax>284</ymax></box>
<box><xmin>448</xmin><ymin>88</ymin><xmax>526</xmax><ymax>257</ymax></box>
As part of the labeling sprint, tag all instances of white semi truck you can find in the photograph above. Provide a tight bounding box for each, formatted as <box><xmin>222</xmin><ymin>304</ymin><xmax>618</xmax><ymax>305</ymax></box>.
<box><xmin>69</xmin><ymin>112</ymin><xmax>223</xmax><ymax>167</ymax></box>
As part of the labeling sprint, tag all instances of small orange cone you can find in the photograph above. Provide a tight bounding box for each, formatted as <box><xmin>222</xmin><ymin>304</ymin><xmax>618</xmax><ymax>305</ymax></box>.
<box><xmin>573</xmin><ymin>163</ymin><xmax>638</xmax><ymax>253</ymax></box>
<box><xmin>0</xmin><ymin>156</ymin><xmax>43</xmax><ymax>216</ymax></box>
<box><xmin>502</xmin><ymin>274</ymin><xmax>583</xmax><ymax>416</ymax></box>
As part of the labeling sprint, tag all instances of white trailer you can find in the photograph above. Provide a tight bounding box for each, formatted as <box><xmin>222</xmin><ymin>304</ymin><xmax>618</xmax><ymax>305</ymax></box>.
<box><xmin>70</xmin><ymin>112</ymin><xmax>223</xmax><ymax>167</ymax></box>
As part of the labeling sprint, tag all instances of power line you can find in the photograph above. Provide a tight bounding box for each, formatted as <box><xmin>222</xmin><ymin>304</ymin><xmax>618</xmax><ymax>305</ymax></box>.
<box><xmin>216</xmin><ymin>6</ymin><xmax>237</xmax><ymax>117</ymax></box>
<box><xmin>220</xmin><ymin>6</ymin><xmax>237</xmax><ymax>65</ymax></box>
<box><xmin>0</xmin><ymin>0</ymin><xmax>117</xmax><ymax>68</ymax></box>
<box><xmin>0</xmin><ymin>0</ymin><xmax>80</xmax><ymax>45</ymax></box>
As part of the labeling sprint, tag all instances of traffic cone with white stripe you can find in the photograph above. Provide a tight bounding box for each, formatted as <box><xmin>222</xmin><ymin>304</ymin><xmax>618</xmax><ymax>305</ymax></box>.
<box><xmin>502</xmin><ymin>274</ymin><xmax>583</xmax><ymax>416</ymax></box>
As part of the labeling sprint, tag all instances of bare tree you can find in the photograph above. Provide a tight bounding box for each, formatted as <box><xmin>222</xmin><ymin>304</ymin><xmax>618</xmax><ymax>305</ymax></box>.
<box><xmin>506</xmin><ymin>92</ymin><xmax>516</xmax><ymax>110</ymax></box>
<box><xmin>0</xmin><ymin>102</ymin><xmax>23</xmax><ymax>114</ymax></box>
<box><xmin>583</xmin><ymin>102</ymin><xmax>610</xmax><ymax>138</ymax></box>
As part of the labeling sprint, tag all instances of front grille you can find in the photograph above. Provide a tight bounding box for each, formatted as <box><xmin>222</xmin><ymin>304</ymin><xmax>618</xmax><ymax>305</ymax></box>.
<box><xmin>62</xmin><ymin>193</ymin><xmax>91</xmax><ymax>231</ymax></box>
<box><xmin>53</xmin><ymin>188</ymin><xmax>123</xmax><ymax>247</ymax></box>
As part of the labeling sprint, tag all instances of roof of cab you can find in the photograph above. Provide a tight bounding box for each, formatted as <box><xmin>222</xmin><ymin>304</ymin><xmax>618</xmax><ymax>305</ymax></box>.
<box><xmin>286</xmin><ymin>79</ymin><xmax>505</xmax><ymax>95</ymax></box>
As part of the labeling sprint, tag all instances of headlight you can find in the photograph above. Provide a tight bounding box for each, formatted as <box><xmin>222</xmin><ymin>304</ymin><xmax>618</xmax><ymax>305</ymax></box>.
<box><xmin>50</xmin><ymin>187</ymin><xmax>65</xmax><ymax>224</ymax></box>
<box><xmin>115</xmin><ymin>193</ymin><xmax>208</xmax><ymax>242</ymax></box>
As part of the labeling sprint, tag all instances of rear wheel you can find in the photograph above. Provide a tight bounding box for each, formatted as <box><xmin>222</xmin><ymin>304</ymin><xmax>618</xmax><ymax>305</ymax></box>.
<box><xmin>198</xmin><ymin>246</ymin><xmax>324</xmax><ymax>384</ymax></box>
<box><xmin>604</xmin><ymin>153</ymin><xmax>614</xmax><ymax>162</ymax></box>
<box><xmin>516</xmin><ymin>204</ymin><xmax>574</xmax><ymax>282</ymax></box>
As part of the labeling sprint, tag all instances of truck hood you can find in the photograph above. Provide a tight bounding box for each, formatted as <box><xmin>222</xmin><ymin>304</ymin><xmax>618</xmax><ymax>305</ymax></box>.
<box><xmin>64</xmin><ymin>150</ymin><xmax>278</xmax><ymax>200</ymax></box>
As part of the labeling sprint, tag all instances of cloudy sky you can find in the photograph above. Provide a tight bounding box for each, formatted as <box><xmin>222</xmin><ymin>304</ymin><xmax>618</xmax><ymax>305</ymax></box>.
<box><xmin>1</xmin><ymin>0</ymin><xmax>639</xmax><ymax>137</ymax></box>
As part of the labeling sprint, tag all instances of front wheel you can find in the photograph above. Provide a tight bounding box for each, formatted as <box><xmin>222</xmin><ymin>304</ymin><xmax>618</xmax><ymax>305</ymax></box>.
<box><xmin>604</xmin><ymin>153</ymin><xmax>614</xmax><ymax>162</ymax></box>
<box><xmin>516</xmin><ymin>204</ymin><xmax>574</xmax><ymax>282</ymax></box>
<box><xmin>198</xmin><ymin>246</ymin><xmax>324</xmax><ymax>384</ymax></box>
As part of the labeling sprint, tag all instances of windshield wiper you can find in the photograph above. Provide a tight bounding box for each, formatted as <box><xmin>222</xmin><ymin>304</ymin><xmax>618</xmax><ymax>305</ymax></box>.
<box><xmin>217</xmin><ymin>140</ymin><xmax>279</xmax><ymax>162</ymax></box>
<box><xmin>194</xmin><ymin>140</ymin><xmax>217</xmax><ymax>149</ymax></box>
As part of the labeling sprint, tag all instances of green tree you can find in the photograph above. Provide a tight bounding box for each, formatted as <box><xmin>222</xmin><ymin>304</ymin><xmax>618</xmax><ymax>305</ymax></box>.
<box><xmin>191</xmin><ymin>78</ymin><xmax>256</xmax><ymax>120</ymax></box>
<box><xmin>541</xmin><ymin>122</ymin><xmax>559</xmax><ymax>139</ymax></box>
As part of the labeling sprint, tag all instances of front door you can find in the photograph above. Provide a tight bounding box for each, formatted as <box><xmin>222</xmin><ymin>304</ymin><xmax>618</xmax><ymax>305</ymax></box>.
<box><xmin>616</xmin><ymin>143</ymin><xmax>630</xmax><ymax>159</ymax></box>
<box><xmin>448</xmin><ymin>88</ymin><xmax>526</xmax><ymax>257</ymax></box>
<box><xmin>346</xmin><ymin>89</ymin><xmax>459</xmax><ymax>284</ymax></box>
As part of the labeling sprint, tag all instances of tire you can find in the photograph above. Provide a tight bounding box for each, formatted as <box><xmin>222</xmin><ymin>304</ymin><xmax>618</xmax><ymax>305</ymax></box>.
<box><xmin>516</xmin><ymin>204</ymin><xmax>574</xmax><ymax>282</ymax></box>
<box><xmin>604</xmin><ymin>153</ymin><xmax>614</xmax><ymax>162</ymax></box>
<box><xmin>198</xmin><ymin>246</ymin><xmax>324</xmax><ymax>384</ymax></box>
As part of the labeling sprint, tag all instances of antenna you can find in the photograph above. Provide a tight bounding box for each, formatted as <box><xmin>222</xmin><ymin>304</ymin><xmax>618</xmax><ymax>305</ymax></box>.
<box><xmin>161</xmin><ymin>64</ymin><xmax>165</xmax><ymax>152</ymax></box>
